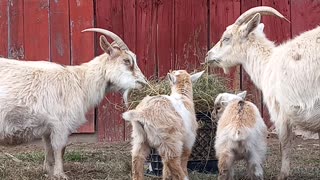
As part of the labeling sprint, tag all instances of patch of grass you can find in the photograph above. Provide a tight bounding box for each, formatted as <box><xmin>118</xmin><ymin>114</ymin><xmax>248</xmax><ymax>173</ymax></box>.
<box><xmin>15</xmin><ymin>151</ymin><xmax>44</xmax><ymax>163</ymax></box>
<box><xmin>65</xmin><ymin>151</ymin><xmax>88</xmax><ymax>162</ymax></box>
<box><xmin>0</xmin><ymin>138</ymin><xmax>318</xmax><ymax>180</ymax></box>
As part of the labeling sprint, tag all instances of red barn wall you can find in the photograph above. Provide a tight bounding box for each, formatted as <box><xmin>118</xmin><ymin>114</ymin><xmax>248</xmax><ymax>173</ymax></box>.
<box><xmin>0</xmin><ymin>0</ymin><xmax>319</xmax><ymax>142</ymax></box>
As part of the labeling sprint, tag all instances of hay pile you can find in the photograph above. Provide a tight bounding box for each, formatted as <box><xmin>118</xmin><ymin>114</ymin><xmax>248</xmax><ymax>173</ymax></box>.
<box><xmin>128</xmin><ymin>72</ymin><xmax>229</xmax><ymax>113</ymax></box>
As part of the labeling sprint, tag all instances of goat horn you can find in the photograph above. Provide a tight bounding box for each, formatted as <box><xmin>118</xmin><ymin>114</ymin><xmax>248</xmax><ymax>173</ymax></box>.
<box><xmin>82</xmin><ymin>28</ymin><xmax>129</xmax><ymax>50</ymax></box>
<box><xmin>234</xmin><ymin>6</ymin><xmax>289</xmax><ymax>25</ymax></box>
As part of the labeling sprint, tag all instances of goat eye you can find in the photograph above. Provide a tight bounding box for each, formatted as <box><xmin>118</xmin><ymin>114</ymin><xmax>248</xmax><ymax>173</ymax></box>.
<box><xmin>216</xmin><ymin>107</ymin><xmax>221</xmax><ymax>111</ymax></box>
<box><xmin>123</xmin><ymin>59</ymin><xmax>131</xmax><ymax>65</ymax></box>
<box><xmin>223</xmin><ymin>37</ymin><xmax>230</xmax><ymax>42</ymax></box>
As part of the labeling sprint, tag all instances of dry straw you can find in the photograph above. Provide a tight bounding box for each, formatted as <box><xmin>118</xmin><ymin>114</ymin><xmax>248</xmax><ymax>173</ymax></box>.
<box><xmin>127</xmin><ymin>71</ymin><xmax>229</xmax><ymax>113</ymax></box>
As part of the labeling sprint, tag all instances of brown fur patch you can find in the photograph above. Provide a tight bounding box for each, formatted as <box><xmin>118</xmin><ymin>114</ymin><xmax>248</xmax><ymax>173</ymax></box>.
<box><xmin>218</xmin><ymin>100</ymin><xmax>256</xmax><ymax>130</ymax></box>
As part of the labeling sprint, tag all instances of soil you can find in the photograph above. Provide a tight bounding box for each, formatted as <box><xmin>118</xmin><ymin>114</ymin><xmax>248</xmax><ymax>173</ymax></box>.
<box><xmin>0</xmin><ymin>137</ymin><xmax>319</xmax><ymax>180</ymax></box>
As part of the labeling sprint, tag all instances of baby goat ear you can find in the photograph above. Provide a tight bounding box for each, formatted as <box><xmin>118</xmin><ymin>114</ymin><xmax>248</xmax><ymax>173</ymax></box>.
<box><xmin>122</xmin><ymin>110</ymin><xmax>139</xmax><ymax>121</ymax></box>
<box><xmin>221</xmin><ymin>101</ymin><xmax>228</xmax><ymax>107</ymax></box>
<box><xmin>243</xmin><ymin>13</ymin><xmax>261</xmax><ymax>37</ymax></box>
<box><xmin>99</xmin><ymin>35</ymin><xmax>114</xmax><ymax>55</ymax></box>
<box><xmin>237</xmin><ymin>91</ymin><xmax>247</xmax><ymax>100</ymax></box>
<box><xmin>191</xmin><ymin>71</ymin><xmax>205</xmax><ymax>83</ymax></box>
<box><xmin>168</xmin><ymin>73</ymin><xmax>177</xmax><ymax>85</ymax></box>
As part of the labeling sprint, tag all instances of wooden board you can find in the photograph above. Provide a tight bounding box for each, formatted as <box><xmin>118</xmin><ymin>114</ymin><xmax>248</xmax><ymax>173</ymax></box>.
<box><xmin>69</xmin><ymin>0</ymin><xmax>95</xmax><ymax>133</ymax></box>
<box><xmin>8</xmin><ymin>0</ymin><xmax>24</xmax><ymax>59</ymax></box>
<box><xmin>123</xmin><ymin>0</ymin><xmax>137</xmax><ymax>140</ymax></box>
<box><xmin>261</xmin><ymin>0</ymin><xmax>291</xmax><ymax>127</ymax></box>
<box><xmin>240</xmin><ymin>0</ymin><xmax>264</xmax><ymax>124</ymax></box>
<box><xmin>136</xmin><ymin>0</ymin><xmax>157</xmax><ymax>77</ymax></box>
<box><xmin>24</xmin><ymin>0</ymin><xmax>49</xmax><ymax>61</ymax></box>
<box><xmin>49</xmin><ymin>0</ymin><xmax>70</xmax><ymax>65</ymax></box>
<box><xmin>0</xmin><ymin>0</ymin><xmax>8</xmax><ymax>57</ymax></box>
<box><xmin>210</xmin><ymin>0</ymin><xmax>241</xmax><ymax>89</ymax></box>
<box><xmin>96</xmin><ymin>0</ymin><xmax>128</xmax><ymax>141</ymax></box>
<box><xmin>175</xmin><ymin>0</ymin><xmax>207</xmax><ymax>72</ymax></box>
<box><xmin>156</xmin><ymin>0</ymin><xmax>174</xmax><ymax>77</ymax></box>
<box><xmin>291</xmin><ymin>0</ymin><xmax>320</xmax><ymax>36</ymax></box>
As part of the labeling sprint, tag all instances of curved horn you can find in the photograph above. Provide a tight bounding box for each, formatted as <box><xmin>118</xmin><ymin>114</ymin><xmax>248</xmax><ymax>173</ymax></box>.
<box><xmin>82</xmin><ymin>28</ymin><xmax>129</xmax><ymax>50</ymax></box>
<box><xmin>235</xmin><ymin>6</ymin><xmax>289</xmax><ymax>25</ymax></box>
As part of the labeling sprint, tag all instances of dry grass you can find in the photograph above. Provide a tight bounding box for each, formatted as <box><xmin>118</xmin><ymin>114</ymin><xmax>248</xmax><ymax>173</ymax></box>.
<box><xmin>0</xmin><ymin>137</ymin><xmax>319</xmax><ymax>180</ymax></box>
<box><xmin>128</xmin><ymin>72</ymin><xmax>229</xmax><ymax>113</ymax></box>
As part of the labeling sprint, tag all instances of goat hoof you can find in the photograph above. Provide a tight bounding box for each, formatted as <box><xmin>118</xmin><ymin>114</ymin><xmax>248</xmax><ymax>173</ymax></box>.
<box><xmin>52</xmin><ymin>173</ymin><xmax>69</xmax><ymax>180</ymax></box>
<box><xmin>277</xmin><ymin>173</ymin><xmax>288</xmax><ymax>180</ymax></box>
<box><xmin>43</xmin><ymin>163</ymin><xmax>54</xmax><ymax>175</ymax></box>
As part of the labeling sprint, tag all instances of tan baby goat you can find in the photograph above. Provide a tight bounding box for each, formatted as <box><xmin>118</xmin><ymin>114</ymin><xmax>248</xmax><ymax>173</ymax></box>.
<box><xmin>122</xmin><ymin>70</ymin><xmax>204</xmax><ymax>180</ymax></box>
<box><xmin>213</xmin><ymin>92</ymin><xmax>268</xmax><ymax>180</ymax></box>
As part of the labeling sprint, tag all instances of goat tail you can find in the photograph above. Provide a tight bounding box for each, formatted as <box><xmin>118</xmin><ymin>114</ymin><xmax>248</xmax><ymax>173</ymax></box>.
<box><xmin>230</xmin><ymin>127</ymin><xmax>250</xmax><ymax>141</ymax></box>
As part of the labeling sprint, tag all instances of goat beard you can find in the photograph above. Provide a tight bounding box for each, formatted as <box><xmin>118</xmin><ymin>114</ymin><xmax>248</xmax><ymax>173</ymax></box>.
<box><xmin>123</xmin><ymin>89</ymin><xmax>131</xmax><ymax>109</ymax></box>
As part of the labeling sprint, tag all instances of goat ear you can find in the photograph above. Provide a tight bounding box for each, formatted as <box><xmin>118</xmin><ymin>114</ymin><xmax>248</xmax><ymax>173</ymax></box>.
<box><xmin>243</xmin><ymin>13</ymin><xmax>261</xmax><ymax>37</ymax></box>
<box><xmin>168</xmin><ymin>73</ymin><xmax>177</xmax><ymax>85</ymax></box>
<box><xmin>237</xmin><ymin>91</ymin><xmax>247</xmax><ymax>100</ymax></box>
<box><xmin>221</xmin><ymin>101</ymin><xmax>228</xmax><ymax>107</ymax></box>
<box><xmin>214</xmin><ymin>94</ymin><xmax>223</xmax><ymax>105</ymax></box>
<box><xmin>99</xmin><ymin>35</ymin><xmax>114</xmax><ymax>55</ymax></box>
<box><xmin>257</xmin><ymin>23</ymin><xmax>265</xmax><ymax>34</ymax></box>
<box><xmin>191</xmin><ymin>71</ymin><xmax>205</xmax><ymax>83</ymax></box>
<box><xmin>122</xmin><ymin>110</ymin><xmax>139</xmax><ymax>121</ymax></box>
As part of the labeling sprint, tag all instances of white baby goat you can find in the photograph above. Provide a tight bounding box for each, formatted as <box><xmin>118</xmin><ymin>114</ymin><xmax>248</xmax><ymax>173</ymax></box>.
<box><xmin>122</xmin><ymin>70</ymin><xmax>204</xmax><ymax>180</ymax></box>
<box><xmin>206</xmin><ymin>6</ymin><xmax>320</xmax><ymax>179</ymax></box>
<box><xmin>0</xmin><ymin>28</ymin><xmax>146</xmax><ymax>179</ymax></box>
<box><xmin>214</xmin><ymin>92</ymin><xmax>267</xmax><ymax>180</ymax></box>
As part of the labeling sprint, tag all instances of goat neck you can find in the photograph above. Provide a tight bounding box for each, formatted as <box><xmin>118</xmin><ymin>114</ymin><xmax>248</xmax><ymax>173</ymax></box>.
<box><xmin>240</xmin><ymin>34</ymin><xmax>274</xmax><ymax>90</ymax></box>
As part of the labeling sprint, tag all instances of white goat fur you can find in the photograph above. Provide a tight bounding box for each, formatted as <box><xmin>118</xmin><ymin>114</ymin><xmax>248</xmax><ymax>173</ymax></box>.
<box><xmin>214</xmin><ymin>92</ymin><xmax>267</xmax><ymax>180</ymax></box>
<box><xmin>122</xmin><ymin>70</ymin><xmax>204</xmax><ymax>180</ymax></box>
<box><xmin>0</xmin><ymin>29</ymin><xmax>146</xmax><ymax>179</ymax></box>
<box><xmin>206</xmin><ymin>6</ymin><xmax>320</xmax><ymax>179</ymax></box>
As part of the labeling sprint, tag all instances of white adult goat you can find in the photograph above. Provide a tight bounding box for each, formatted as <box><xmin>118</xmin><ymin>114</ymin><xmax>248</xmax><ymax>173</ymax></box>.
<box><xmin>206</xmin><ymin>6</ymin><xmax>320</xmax><ymax>180</ymax></box>
<box><xmin>213</xmin><ymin>91</ymin><xmax>267</xmax><ymax>180</ymax></box>
<box><xmin>0</xmin><ymin>28</ymin><xmax>147</xmax><ymax>179</ymax></box>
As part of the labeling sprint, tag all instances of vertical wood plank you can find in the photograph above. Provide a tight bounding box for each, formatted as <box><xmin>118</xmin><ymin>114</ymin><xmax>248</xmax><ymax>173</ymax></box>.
<box><xmin>49</xmin><ymin>0</ymin><xmax>70</xmax><ymax>65</ymax></box>
<box><xmin>69</xmin><ymin>0</ymin><xmax>95</xmax><ymax>133</ymax></box>
<box><xmin>123</xmin><ymin>0</ymin><xmax>137</xmax><ymax>141</ymax></box>
<box><xmin>0</xmin><ymin>0</ymin><xmax>8</xmax><ymax>57</ymax></box>
<box><xmin>95</xmin><ymin>0</ymin><xmax>111</xmax><ymax>141</ymax></box>
<box><xmin>261</xmin><ymin>0</ymin><xmax>291</xmax><ymax>127</ymax></box>
<box><xmin>8</xmin><ymin>0</ymin><xmax>24</xmax><ymax>59</ymax></box>
<box><xmin>96</xmin><ymin>0</ymin><xmax>128</xmax><ymax>142</ymax></box>
<box><xmin>210</xmin><ymin>0</ymin><xmax>241</xmax><ymax>89</ymax></box>
<box><xmin>175</xmin><ymin>0</ymin><xmax>208</xmax><ymax>71</ymax></box>
<box><xmin>24</xmin><ymin>0</ymin><xmax>49</xmax><ymax>61</ymax></box>
<box><xmin>136</xmin><ymin>0</ymin><xmax>157</xmax><ymax>78</ymax></box>
<box><xmin>157</xmin><ymin>0</ymin><xmax>174</xmax><ymax>77</ymax></box>
<box><xmin>291</xmin><ymin>0</ymin><xmax>320</xmax><ymax>36</ymax></box>
<box><xmin>240</xmin><ymin>0</ymin><xmax>264</xmax><ymax>124</ymax></box>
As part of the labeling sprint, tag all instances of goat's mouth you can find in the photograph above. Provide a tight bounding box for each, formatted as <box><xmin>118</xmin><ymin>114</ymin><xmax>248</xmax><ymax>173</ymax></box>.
<box><xmin>135</xmin><ymin>79</ymin><xmax>148</xmax><ymax>88</ymax></box>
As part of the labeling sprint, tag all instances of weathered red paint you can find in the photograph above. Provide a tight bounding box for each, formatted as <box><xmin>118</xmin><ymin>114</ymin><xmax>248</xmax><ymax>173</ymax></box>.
<box><xmin>49</xmin><ymin>0</ymin><xmax>70</xmax><ymax>65</ymax></box>
<box><xmin>69</xmin><ymin>0</ymin><xmax>95</xmax><ymax>133</ymax></box>
<box><xmin>24</xmin><ymin>0</ymin><xmax>49</xmax><ymax>61</ymax></box>
<box><xmin>175</xmin><ymin>0</ymin><xmax>207</xmax><ymax>71</ymax></box>
<box><xmin>0</xmin><ymin>0</ymin><xmax>319</xmax><ymax>141</ymax></box>
<box><xmin>210</xmin><ymin>0</ymin><xmax>241</xmax><ymax>90</ymax></box>
<box><xmin>96</xmin><ymin>0</ymin><xmax>128</xmax><ymax>141</ymax></box>
<box><xmin>0</xmin><ymin>0</ymin><xmax>8</xmax><ymax>57</ymax></box>
<box><xmin>8</xmin><ymin>0</ymin><xmax>24</xmax><ymax>60</ymax></box>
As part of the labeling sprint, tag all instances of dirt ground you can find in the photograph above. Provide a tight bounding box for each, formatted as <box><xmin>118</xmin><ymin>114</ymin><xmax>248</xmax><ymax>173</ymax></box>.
<box><xmin>0</xmin><ymin>137</ymin><xmax>319</xmax><ymax>180</ymax></box>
